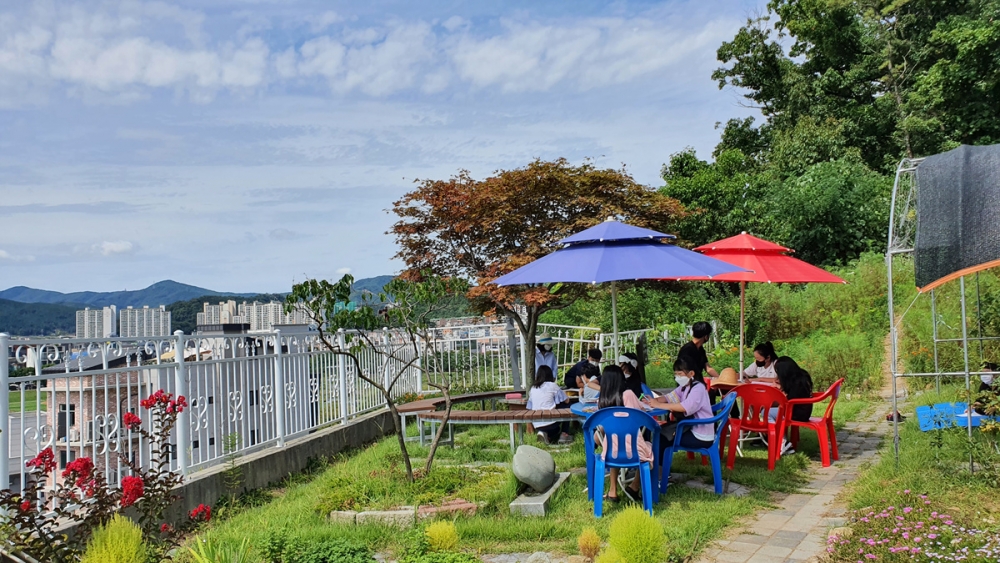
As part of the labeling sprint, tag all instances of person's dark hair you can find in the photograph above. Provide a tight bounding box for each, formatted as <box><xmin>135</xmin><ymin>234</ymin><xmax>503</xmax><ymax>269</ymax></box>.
<box><xmin>584</xmin><ymin>363</ymin><xmax>601</xmax><ymax>379</ymax></box>
<box><xmin>983</xmin><ymin>361</ymin><xmax>998</xmax><ymax>372</ymax></box>
<box><xmin>753</xmin><ymin>341</ymin><xmax>777</xmax><ymax>362</ymax></box>
<box><xmin>532</xmin><ymin>365</ymin><xmax>554</xmax><ymax>389</ymax></box>
<box><xmin>774</xmin><ymin>356</ymin><xmax>811</xmax><ymax>392</ymax></box>
<box><xmin>621</xmin><ymin>351</ymin><xmax>645</xmax><ymax>384</ymax></box>
<box><xmin>598</xmin><ymin>365</ymin><xmax>626</xmax><ymax>409</ymax></box>
<box><xmin>692</xmin><ymin>321</ymin><xmax>713</xmax><ymax>339</ymax></box>
<box><xmin>588</xmin><ymin>348</ymin><xmax>602</xmax><ymax>362</ymax></box>
<box><xmin>673</xmin><ymin>357</ymin><xmax>705</xmax><ymax>386</ymax></box>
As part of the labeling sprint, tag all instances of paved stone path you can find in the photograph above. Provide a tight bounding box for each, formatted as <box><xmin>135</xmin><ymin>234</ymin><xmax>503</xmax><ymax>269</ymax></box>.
<box><xmin>695</xmin><ymin>415</ymin><xmax>885</xmax><ymax>563</ymax></box>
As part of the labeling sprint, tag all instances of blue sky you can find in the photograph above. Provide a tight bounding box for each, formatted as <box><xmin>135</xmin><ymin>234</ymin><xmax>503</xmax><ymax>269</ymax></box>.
<box><xmin>0</xmin><ymin>0</ymin><xmax>763</xmax><ymax>294</ymax></box>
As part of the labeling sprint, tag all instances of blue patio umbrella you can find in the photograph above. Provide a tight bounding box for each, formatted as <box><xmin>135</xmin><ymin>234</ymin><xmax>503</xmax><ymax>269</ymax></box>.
<box><xmin>491</xmin><ymin>219</ymin><xmax>750</xmax><ymax>358</ymax></box>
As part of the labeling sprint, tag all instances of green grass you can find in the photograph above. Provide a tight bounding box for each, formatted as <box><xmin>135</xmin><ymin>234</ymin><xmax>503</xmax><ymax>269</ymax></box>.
<box><xmin>190</xmin><ymin>415</ymin><xmax>857</xmax><ymax>562</ymax></box>
<box><xmin>8</xmin><ymin>390</ymin><xmax>40</xmax><ymax>413</ymax></box>
<box><xmin>843</xmin><ymin>385</ymin><xmax>1000</xmax><ymax>522</ymax></box>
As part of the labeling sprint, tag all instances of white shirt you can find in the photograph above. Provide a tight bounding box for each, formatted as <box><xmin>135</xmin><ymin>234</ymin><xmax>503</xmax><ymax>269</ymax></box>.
<box><xmin>527</xmin><ymin>381</ymin><xmax>567</xmax><ymax>429</ymax></box>
<box><xmin>743</xmin><ymin>361</ymin><xmax>777</xmax><ymax>379</ymax></box>
<box><xmin>535</xmin><ymin>348</ymin><xmax>558</xmax><ymax>378</ymax></box>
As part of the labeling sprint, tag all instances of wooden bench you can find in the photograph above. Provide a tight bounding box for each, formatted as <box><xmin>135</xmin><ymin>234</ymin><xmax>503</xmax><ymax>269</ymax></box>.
<box><xmin>397</xmin><ymin>390</ymin><xmax>519</xmax><ymax>441</ymax></box>
<box><xmin>416</xmin><ymin>408</ymin><xmax>577</xmax><ymax>452</ymax></box>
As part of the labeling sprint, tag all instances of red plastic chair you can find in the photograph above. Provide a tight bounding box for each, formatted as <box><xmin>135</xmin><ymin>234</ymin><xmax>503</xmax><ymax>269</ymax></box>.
<box><xmin>726</xmin><ymin>384</ymin><xmax>788</xmax><ymax>471</ymax></box>
<box><xmin>786</xmin><ymin>378</ymin><xmax>844</xmax><ymax>467</ymax></box>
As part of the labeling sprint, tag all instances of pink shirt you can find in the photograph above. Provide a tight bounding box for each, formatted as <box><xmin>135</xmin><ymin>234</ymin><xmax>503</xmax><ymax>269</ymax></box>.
<box><xmin>598</xmin><ymin>390</ymin><xmax>654</xmax><ymax>463</ymax></box>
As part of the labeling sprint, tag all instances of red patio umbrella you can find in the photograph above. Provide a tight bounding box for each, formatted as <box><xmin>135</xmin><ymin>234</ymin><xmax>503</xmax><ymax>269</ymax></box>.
<box><xmin>673</xmin><ymin>232</ymin><xmax>846</xmax><ymax>375</ymax></box>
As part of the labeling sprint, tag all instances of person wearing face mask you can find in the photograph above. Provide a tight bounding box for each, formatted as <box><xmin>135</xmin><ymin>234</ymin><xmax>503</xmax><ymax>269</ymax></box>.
<box><xmin>975</xmin><ymin>362</ymin><xmax>998</xmax><ymax>415</ymax></box>
<box><xmin>535</xmin><ymin>333</ymin><xmax>558</xmax><ymax>381</ymax></box>
<box><xmin>645</xmin><ymin>358</ymin><xmax>715</xmax><ymax>465</ymax></box>
<box><xmin>619</xmin><ymin>352</ymin><xmax>645</xmax><ymax>398</ymax></box>
<box><xmin>565</xmin><ymin>348</ymin><xmax>603</xmax><ymax>390</ymax></box>
<box><xmin>596</xmin><ymin>365</ymin><xmax>653</xmax><ymax>503</ymax></box>
<box><xmin>743</xmin><ymin>342</ymin><xmax>778</xmax><ymax>379</ymax></box>
<box><xmin>677</xmin><ymin>321</ymin><xmax>719</xmax><ymax>380</ymax></box>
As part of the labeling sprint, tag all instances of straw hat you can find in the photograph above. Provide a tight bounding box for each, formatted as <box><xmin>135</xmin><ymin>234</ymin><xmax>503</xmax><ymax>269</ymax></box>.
<box><xmin>537</xmin><ymin>332</ymin><xmax>554</xmax><ymax>344</ymax></box>
<box><xmin>716</xmin><ymin>367</ymin><xmax>740</xmax><ymax>386</ymax></box>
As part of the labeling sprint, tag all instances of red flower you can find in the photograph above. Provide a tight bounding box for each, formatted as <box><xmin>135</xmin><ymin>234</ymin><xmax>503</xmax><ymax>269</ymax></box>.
<box><xmin>160</xmin><ymin>523</ymin><xmax>173</xmax><ymax>534</ymax></box>
<box><xmin>19</xmin><ymin>500</ymin><xmax>31</xmax><ymax>512</ymax></box>
<box><xmin>174</xmin><ymin>395</ymin><xmax>187</xmax><ymax>413</ymax></box>
<box><xmin>189</xmin><ymin>503</ymin><xmax>211</xmax><ymax>522</ymax></box>
<box><xmin>122</xmin><ymin>412</ymin><xmax>142</xmax><ymax>430</ymax></box>
<box><xmin>63</xmin><ymin>457</ymin><xmax>94</xmax><ymax>487</ymax></box>
<box><xmin>26</xmin><ymin>447</ymin><xmax>56</xmax><ymax>474</ymax></box>
<box><xmin>120</xmin><ymin>476</ymin><xmax>144</xmax><ymax>507</ymax></box>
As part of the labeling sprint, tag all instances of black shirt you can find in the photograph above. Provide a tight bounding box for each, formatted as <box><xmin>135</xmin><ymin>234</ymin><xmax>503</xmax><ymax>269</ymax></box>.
<box><xmin>564</xmin><ymin>360</ymin><xmax>591</xmax><ymax>389</ymax></box>
<box><xmin>677</xmin><ymin>341</ymin><xmax>709</xmax><ymax>377</ymax></box>
<box><xmin>784</xmin><ymin>373</ymin><xmax>814</xmax><ymax>422</ymax></box>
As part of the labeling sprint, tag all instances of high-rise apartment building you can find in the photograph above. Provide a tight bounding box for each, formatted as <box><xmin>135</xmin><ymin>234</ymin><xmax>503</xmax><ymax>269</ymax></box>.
<box><xmin>75</xmin><ymin>306</ymin><xmax>117</xmax><ymax>338</ymax></box>
<box><xmin>119</xmin><ymin>305</ymin><xmax>171</xmax><ymax>338</ymax></box>
<box><xmin>238</xmin><ymin>301</ymin><xmax>310</xmax><ymax>332</ymax></box>
<box><xmin>196</xmin><ymin>300</ymin><xmax>245</xmax><ymax>326</ymax></box>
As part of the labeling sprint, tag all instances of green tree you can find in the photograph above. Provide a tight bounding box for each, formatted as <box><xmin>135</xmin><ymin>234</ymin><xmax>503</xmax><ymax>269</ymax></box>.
<box><xmin>660</xmin><ymin>148</ymin><xmax>771</xmax><ymax>247</ymax></box>
<box><xmin>286</xmin><ymin>273</ymin><xmax>468</xmax><ymax>482</ymax></box>
<box><xmin>770</xmin><ymin>159</ymin><xmax>892</xmax><ymax>266</ymax></box>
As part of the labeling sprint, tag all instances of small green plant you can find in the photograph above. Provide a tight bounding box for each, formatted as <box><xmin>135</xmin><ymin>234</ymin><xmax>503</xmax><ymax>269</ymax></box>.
<box><xmin>426</xmin><ymin>521</ymin><xmax>460</xmax><ymax>552</ymax></box>
<box><xmin>221</xmin><ymin>432</ymin><xmax>244</xmax><ymax>503</ymax></box>
<box><xmin>187</xmin><ymin>536</ymin><xmax>253</xmax><ymax>563</ymax></box>
<box><xmin>606</xmin><ymin>507</ymin><xmax>666</xmax><ymax>563</ymax></box>
<box><xmin>80</xmin><ymin>515</ymin><xmax>148</xmax><ymax>563</ymax></box>
<box><xmin>578</xmin><ymin>527</ymin><xmax>602</xmax><ymax>561</ymax></box>
<box><xmin>595</xmin><ymin>544</ymin><xmax>623</xmax><ymax>563</ymax></box>
<box><xmin>281</xmin><ymin>537</ymin><xmax>372</xmax><ymax>563</ymax></box>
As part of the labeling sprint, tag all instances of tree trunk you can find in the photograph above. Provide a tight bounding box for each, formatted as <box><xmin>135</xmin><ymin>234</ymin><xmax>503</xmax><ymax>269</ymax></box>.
<box><xmin>383</xmin><ymin>398</ymin><xmax>414</xmax><ymax>482</ymax></box>
<box><xmin>524</xmin><ymin>307</ymin><xmax>539</xmax><ymax>384</ymax></box>
<box><xmin>424</xmin><ymin>381</ymin><xmax>452</xmax><ymax>475</ymax></box>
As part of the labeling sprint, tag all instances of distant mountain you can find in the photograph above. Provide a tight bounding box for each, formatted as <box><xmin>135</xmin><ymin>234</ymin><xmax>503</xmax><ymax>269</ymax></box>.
<box><xmin>0</xmin><ymin>280</ymin><xmax>255</xmax><ymax>309</ymax></box>
<box><xmin>0</xmin><ymin>299</ymin><xmax>76</xmax><ymax>336</ymax></box>
<box><xmin>349</xmin><ymin>275</ymin><xmax>394</xmax><ymax>301</ymax></box>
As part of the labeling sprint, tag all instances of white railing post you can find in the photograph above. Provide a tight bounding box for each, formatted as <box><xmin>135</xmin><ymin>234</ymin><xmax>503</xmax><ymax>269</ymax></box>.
<box><xmin>274</xmin><ymin>330</ymin><xmax>286</xmax><ymax>447</ymax></box>
<box><xmin>173</xmin><ymin>331</ymin><xmax>189</xmax><ymax>477</ymax></box>
<box><xmin>337</xmin><ymin>329</ymin><xmax>349</xmax><ymax>423</ymax></box>
<box><xmin>1</xmin><ymin>333</ymin><xmax>9</xmax><ymax>489</ymax></box>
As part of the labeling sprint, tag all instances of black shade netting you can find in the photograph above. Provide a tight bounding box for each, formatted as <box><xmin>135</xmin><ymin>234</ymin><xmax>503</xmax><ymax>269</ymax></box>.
<box><xmin>915</xmin><ymin>144</ymin><xmax>1000</xmax><ymax>290</ymax></box>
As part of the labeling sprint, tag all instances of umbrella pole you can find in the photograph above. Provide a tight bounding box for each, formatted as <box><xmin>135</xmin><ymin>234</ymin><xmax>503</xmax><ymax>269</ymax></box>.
<box><xmin>611</xmin><ymin>281</ymin><xmax>619</xmax><ymax>360</ymax></box>
<box><xmin>739</xmin><ymin>281</ymin><xmax>746</xmax><ymax>380</ymax></box>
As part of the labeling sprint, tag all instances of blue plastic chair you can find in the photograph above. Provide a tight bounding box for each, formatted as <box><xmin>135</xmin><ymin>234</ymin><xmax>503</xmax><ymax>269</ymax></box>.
<box><xmin>659</xmin><ymin>392</ymin><xmax>736</xmax><ymax>495</ymax></box>
<box><xmin>641</xmin><ymin>383</ymin><xmax>653</xmax><ymax>398</ymax></box>
<box><xmin>583</xmin><ymin>407</ymin><xmax>660</xmax><ymax>517</ymax></box>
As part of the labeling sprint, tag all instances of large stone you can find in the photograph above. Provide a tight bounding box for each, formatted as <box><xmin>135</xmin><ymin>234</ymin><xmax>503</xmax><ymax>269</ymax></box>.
<box><xmin>524</xmin><ymin>552</ymin><xmax>551</xmax><ymax>563</ymax></box>
<box><xmin>512</xmin><ymin>445</ymin><xmax>557</xmax><ymax>492</ymax></box>
<box><xmin>356</xmin><ymin>509</ymin><xmax>415</xmax><ymax>527</ymax></box>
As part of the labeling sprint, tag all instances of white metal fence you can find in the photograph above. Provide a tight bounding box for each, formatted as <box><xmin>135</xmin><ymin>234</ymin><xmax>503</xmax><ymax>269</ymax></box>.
<box><xmin>1</xmin><ymin>329</ymin><xmax>419</xmax><ymax>492</ymax></box>
<box><xmin>2</xmin><ymin>319</ymin><xmax>701</xmax><ymax>490</ymax></box>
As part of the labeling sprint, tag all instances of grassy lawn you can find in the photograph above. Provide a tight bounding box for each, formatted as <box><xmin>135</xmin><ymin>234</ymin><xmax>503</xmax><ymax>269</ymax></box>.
<box><xmin>191</xmin><ymin>398</ymin><xmax>873</xmax><ymax>562</ymax></box>
<box><xmin>8</xmin><ymin>389</ymin><xmax>40</xmax><ymax>413</ymax></box>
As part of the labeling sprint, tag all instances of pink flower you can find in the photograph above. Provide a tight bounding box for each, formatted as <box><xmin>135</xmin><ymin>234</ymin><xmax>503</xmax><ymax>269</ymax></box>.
<box><xmin>120</xmin><ymin>476</ymin><xmax>144</xmax><ymax>507</ymax></box>
<box><xmin>903</xmin><ymin>507</ymin><xmax>912</xmax><ymax>514</ymax></box>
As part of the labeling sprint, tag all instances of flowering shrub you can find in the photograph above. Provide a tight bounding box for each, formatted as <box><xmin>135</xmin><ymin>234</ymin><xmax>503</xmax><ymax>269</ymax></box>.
<box><xmin>0</xmin><ymin>390</ymin><xmax>211</xmax><ymax>563</ymax></box>
<box><xmin>827</xmin><ymin>490</ymin><xmax>1000</xmax><ymax>562</ymax></box>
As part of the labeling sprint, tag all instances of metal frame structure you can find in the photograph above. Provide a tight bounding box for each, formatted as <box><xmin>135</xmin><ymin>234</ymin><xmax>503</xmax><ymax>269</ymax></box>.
<box><xmin>886</xmin><ymin>156</ymin><xmax>994</xmax><ymax>469</ymax></box>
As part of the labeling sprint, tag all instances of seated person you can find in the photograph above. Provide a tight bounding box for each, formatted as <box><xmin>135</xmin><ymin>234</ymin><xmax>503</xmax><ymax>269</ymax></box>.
<box><xmin>565</xmin><ymin>348</ymin><xmax>602</xmax><ymax>389</ymax></box>
<box><xmin>645</xmin><ymin>358</ymin><xmax>715</xmax><ymax>457</ymax></box>
<box><xmin>580</xmin><ymin>363</ymin><xmax>602</xmax><ymax>401</ymax></box>
<box><xmin>772</xmin><ymin>357</ymin><xmax>814</xmax><ymax>454</ymax></box>
<box><xmin>743</xmin><ymin>342</ymin><xmax>778</xmax><ymax>379</ymax></box>
<box><xmin>596</xmin><ymin>365</ymin><xmax>652</xmax><ymax>503</ymax></box>
<box><xmin>527</xmin><ymin>365</ymin><xmax>571</xmax><ymax>445</ymax></box>
<box><xmin>975</xmin><ymin>362</ymin><xmax>998</xmax><ymax>415</ymax></box>
<box><xmin>619</xmin><ymin>352</ymin><xmax>645</xmax><ymax>398</ymax></box>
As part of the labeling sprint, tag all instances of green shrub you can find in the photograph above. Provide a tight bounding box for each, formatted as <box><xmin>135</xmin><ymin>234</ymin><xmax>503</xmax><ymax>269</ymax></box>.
<box><xmin>607</xmin><ymin>507</ymin><xmax>665</xmax><ymax>563</ymax></box>
<box><xmin>577</xmin><ymin>527</ymin><xmax>601</xmax><ymax>561</ymax></box>
<box><xmin>80</xmin><ymin>515</ymin><xmax>147</xmax><ymax>563</ymax></box>
<box><xmin>425</xmin><ymin>521</ymin><xmax>459</xmax><ymax>552</ymax></box>
<box><xmin>404</xmin><ymin>553</ymin><xmax>479</xmax><ymax>563</ymax></box>
<box><xmin>282</xmin><ymin>537</ymin><xmax>372</xmax><ymax>563</ymax></box>
<box><xmin>188</xmin><ymin>536</ymin><xmax>253</xmax><ymax>563</ymax></box>
<box><xmin>595</xmin><ymin>545</ymin><xmax>623</xmax><ymax>563</ymax></box>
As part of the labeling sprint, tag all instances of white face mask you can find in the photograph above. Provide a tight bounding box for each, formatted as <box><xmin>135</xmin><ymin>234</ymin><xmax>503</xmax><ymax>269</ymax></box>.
<box><xmin>982</xmin><ymin>374</ymin><xmax>994</xmax><ymax>385</ymax></box>
<box><xmin>675</xmin><ymin>375</ymin><xmax>690</xmax><ymax>387</ymax></box>
<box><xmin>589</xmin><ymin>360</ymin><xmax>600</xmax><ymax>367</ymax></box>
<box><xmin>543</xmin><ymin>345</ymin><xmax>552</xmax><ymax>352</ymax></box>
<box><xmin>623</xmin><ymin>370</ymin><xmax>632</xmax><ymax>379</ymax></box>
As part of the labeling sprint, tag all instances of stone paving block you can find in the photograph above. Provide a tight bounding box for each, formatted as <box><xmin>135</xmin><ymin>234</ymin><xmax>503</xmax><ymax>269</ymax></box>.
<box><xmin>726</xmin><ymin>541</ymin><xmax>763</xmax><ymax>554</ymax></box>
<box><xmin>755</xmin><ymin>514</ymin><xmax>791</xmax><ymax>529</ymax></box>
<box><xmin>772</xmin><ymin>530</ymin><xmax>809</xmax><ymax>542</ymax></box>
<box><xmin>714</xmin><ymin>550</ymin><xmax>753</xmax><ymax>563</ymax></box>
<box><xmin>755</xmin><ymin>545</ymin><xmax>794</xmax><ymax>559</ymax></box>
<box><xmin>731</xmin><ymin>534</ymin><xmax>768</xmax><ymax>545</ymax></box>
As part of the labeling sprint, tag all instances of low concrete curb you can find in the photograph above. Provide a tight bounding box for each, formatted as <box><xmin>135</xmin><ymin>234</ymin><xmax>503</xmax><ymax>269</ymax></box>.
<box><xmin>509</xmin><ymin>472</ymin><xmax>571</xmax><ymax>516</ymax></box>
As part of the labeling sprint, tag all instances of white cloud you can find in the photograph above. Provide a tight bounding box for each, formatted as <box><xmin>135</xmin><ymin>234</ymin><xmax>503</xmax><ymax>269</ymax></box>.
<box><xmin>0</xmin><ymin>249</ymin><xmax>35</xmax><ymax>262</ymax></box>
<box><xmin>97</xmin><ymin>240</ymin><xmax>134</xmax><ymax>256</ymax></box>
<box><xmin>269</xmin><ymin>228</ymin><xmax>298</xmax><ymax>240</ymax></box>
<box><xmin>336</xmin><ymin>267</ymin><xmax>352</xmax><ymax>275</ymax></box>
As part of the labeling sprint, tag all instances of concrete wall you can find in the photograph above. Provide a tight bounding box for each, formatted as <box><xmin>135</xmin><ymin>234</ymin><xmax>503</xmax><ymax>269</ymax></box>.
<box><xmin>163</xmin><ymin>409</ymin><xmax>395</xmax><ymax>524</ymax></box>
